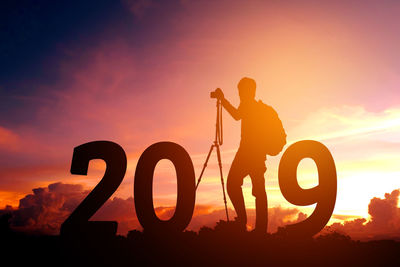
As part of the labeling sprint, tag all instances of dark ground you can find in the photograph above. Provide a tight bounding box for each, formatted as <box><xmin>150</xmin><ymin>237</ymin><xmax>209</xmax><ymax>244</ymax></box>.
<box><xmin>1</xmin><ymin>214</ymin><xmax>399</xmax><ymax>267</ymax></box>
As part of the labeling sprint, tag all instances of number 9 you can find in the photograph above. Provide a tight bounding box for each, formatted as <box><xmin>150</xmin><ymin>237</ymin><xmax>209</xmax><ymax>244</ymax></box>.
<box><xmin>278</xmin><ymin>140</ymin><xmax>337</xmax><ymax>237</ymax></box>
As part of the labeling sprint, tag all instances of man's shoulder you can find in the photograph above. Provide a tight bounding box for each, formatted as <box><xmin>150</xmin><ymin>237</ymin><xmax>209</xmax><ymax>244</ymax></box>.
<box><xmin>257</xmin><ymin>99</ymin><xmax>269</xmax><ymax>107</ymax></box>
<box><xmin>257</xmin><ymin>100</ymin><xmax>276</xmax><ymax>111</ymax></box>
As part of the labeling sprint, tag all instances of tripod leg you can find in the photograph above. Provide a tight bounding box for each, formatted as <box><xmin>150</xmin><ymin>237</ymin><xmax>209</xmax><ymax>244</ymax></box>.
<box><xmin>196</xmin><ymin>144</ymin><xmax>215</xmax><ymax>190</ymax></box>
<box><xmin>215</xmin><ymin>144</ymin><xmax>230</xmax><ymax>221</ymax></box>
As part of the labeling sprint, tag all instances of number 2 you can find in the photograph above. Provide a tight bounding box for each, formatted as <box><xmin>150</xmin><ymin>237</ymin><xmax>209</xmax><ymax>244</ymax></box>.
<box><xmin>60</xmin><ymin>141</ymin><xmax>127</xmax><ymax>237</ymax></box>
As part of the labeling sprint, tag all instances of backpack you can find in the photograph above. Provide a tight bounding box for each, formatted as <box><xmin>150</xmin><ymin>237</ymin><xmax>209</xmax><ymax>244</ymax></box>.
<box><xmin>256</xmin><ymin>100</ymin><xmax>287</xmax><ymax>156</ymax></box>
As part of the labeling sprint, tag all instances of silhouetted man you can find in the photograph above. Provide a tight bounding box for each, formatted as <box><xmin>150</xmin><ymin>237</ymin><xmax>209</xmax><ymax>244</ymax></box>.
<box><xmin>213</xmin><ymin>77</ymin><xmax>268</xmax><ymax>233</ymax></box>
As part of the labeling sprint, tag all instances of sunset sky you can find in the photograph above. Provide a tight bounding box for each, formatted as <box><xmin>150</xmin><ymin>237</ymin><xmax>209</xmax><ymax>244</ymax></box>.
<box><xmin>1</xmin><ymin>0</ymin><xmax>400</xmax><ymax>237</ymax></box>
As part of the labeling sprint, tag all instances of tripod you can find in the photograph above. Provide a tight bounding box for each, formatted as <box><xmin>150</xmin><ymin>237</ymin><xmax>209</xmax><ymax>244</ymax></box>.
<box><xmin>196</xmin><ymin>99</ymin><xmax>230</xmax><ymax>221</ymax></box>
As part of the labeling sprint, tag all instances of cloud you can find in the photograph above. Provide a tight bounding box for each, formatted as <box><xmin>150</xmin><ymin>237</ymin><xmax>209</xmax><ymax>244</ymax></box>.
<box><xmin>92</xmin><ymin>196</ymin><xmax>138</xmax><ymax>235</ymax></box>
<box><xmin>284</xmin><ymin>105</ymin><xmax>400</xmax><ymax>220</ymax></box>
<box><xmin>5</xmin><ymin>182</ymin><xmax>307</xmax><ymax>235</ymax></box>
<box><xmin>10</xmin><ymin>182</ymin><xmax>87</xmax><ymax>234</ymax></box>
<box><xmin>0</xmin><ymin>126</ymin><xmax>19</xmax><ymax>151</ymax></box>
<box><xmin>8</xmin><ymin>182</ymin><xmax>140</xmax><ymax>235</ymax></box>
<box><xmin>0</xmin><ymin>37</ymin><xmax>207</xmax><ymax>196</ymax></box>
<box><xmin>121</xmin><ymin>0</ymin><xmax>157</xmax><ymax>19</ymax></box>
<box><xmin>291</xmin><ymin>105</ymin><xmax>400</xmax><ymax>143</ymax></box>
<box><xmin>326</xmin><ymin>189</ymin><xmax>400</xmax><ymax>240</ymax></box>
<box><xmin>0</xmin><ymin>190</ymin><xmax>26</xmax><ymax>208</ymax></box>
<box><xmin>5</xmin><ymin>184</ymin><xmax>400</xmax><ymax>240</ymax></box>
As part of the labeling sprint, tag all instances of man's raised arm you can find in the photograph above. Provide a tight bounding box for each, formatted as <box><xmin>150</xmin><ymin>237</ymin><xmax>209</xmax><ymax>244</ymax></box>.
<box><xmin>213</xmin><ymin>88</ymin><xmax>241</xmax><ymax>120</ymax></box>
<box><xmin>221</xmin><ymin>98</ymin><xmax>241</xmax><ymax>121</ymax></box>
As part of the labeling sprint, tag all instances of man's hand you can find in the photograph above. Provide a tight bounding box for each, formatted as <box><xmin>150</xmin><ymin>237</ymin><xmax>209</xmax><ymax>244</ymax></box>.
<box><xmin>216</xmin><ymin>88</ymin><xmax>241</xmax><ymax>120</ymax></box>
<box><xmin>214</xmin><ymin>88</ymin><xmax>224</xmax><ymax>100</ymax></box>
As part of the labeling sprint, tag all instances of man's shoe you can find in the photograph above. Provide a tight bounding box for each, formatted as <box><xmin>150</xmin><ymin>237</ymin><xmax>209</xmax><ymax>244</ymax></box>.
<box><xmin>232</xmin><ymin>217</ymin><xmax>247</xmax><ymax>232</ymax></box>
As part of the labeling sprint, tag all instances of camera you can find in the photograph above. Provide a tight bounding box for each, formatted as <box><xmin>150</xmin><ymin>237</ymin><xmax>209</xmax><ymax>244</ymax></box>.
<box><xmin>210</xmin><ymin>88</ymin><xmax>221</xmax><ymax>99</ymax></box>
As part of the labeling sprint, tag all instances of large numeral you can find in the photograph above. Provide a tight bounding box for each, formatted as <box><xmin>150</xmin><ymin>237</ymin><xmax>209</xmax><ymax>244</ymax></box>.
<box><xmin>60</xmin><ymin>141</ymin><xmax>127</xmax><ymax>237</ymax></box>
<box><xmin>278</xmin><ymin>140</ymin><xmax>337</xmax><ymax>237</ymax></box>
<box><xmin>134</xmin><ymin>142</ymin><xmax>196</xmax><ymax>233</ymax></box>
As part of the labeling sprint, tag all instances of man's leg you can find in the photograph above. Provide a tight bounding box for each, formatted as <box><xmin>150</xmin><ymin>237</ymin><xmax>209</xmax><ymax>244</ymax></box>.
<box><xmin>250</xmin><ymin>168</ymin><xmax>268</xmax><ymax>233</ymax></box>
<box><xmin>227</xmin><ymin>154</ymin><xmax>247</xmax><ymax>228</ymax></box>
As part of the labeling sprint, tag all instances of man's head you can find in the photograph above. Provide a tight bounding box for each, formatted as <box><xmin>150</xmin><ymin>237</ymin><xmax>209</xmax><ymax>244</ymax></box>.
<box><xmin>237</xmin><ymin>77</ymin><xmax>256</xmax><ymax>102</ymax></box>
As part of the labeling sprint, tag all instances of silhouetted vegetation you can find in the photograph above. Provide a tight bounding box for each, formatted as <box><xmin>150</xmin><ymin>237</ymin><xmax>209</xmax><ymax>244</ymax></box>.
<box><xmin>1</xmin><ymin>215</ymin><xmax>399</xmax><ymax>266</ymax></box>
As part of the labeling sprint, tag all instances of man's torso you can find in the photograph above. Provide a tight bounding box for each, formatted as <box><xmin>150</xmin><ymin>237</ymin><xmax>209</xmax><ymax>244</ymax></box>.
<box><xmin>238</xmin><ymin>100</ymin><xmax>266</xmax><ymax>161</ymax></box>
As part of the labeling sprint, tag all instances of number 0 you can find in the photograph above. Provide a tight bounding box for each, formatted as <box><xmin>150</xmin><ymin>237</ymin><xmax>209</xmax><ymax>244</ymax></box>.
<box><xmin>134</xmin><ymin>142</ymin><xmax>196</xmax><ymax>233</ymax></box>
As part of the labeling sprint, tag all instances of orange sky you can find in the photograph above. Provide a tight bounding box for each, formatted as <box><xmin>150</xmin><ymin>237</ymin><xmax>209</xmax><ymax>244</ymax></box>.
<box><xmin>1</xmin><ymin>0</ymin><xmax>400</xmax><ymax>234</ymax></box>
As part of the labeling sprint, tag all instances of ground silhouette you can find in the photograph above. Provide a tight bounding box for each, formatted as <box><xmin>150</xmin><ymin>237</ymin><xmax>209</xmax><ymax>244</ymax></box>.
<box><xmin>1</xmin><ymin>213</ymin><xmax>399</xmax><ymax>267</ymax></box>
